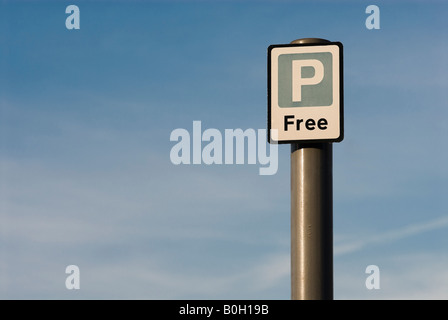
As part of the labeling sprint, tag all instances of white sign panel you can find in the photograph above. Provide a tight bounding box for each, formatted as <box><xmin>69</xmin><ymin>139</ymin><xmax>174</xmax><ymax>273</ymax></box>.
<box><xmin>268</xmin><ymin>42</ymin><xmax>343</xmax><ymax>143</ymax></box>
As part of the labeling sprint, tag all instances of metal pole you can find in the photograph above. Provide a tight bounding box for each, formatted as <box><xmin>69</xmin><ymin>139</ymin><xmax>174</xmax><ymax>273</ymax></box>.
<box><xmin>290</xmin><ymin>38</ymin><xmax>334</xmax><ymax>300</ymax></box>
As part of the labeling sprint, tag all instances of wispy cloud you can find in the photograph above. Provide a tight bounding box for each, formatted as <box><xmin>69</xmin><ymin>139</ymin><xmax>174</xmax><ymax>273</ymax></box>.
<box><xmin>0</xmin><ymin>152</ymin><xmax>290</xmax><ymax>298</ymax></box>
<box><xmin>335</xmin><ymin>215</ymin><xmax>448</xmax><ymax>256</ymax></box>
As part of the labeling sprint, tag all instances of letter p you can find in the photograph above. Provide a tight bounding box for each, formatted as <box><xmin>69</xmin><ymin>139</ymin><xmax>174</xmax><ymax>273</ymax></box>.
<box><xmin>292</xmin><ymin>59</ymin><xmax>324</xmax><ymax>102</ymax></box>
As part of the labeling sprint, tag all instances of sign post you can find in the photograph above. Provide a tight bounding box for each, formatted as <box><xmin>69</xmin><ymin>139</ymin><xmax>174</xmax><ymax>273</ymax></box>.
<box><xmin>268</xmin><ymin>38</ymin><xmax>343</xmax><ymax>300</ymax></box>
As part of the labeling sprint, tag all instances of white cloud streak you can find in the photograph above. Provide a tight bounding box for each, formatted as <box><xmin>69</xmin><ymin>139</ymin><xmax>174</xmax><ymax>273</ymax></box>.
<box><xmin>335</xmin><ymin>215</ymin><xmax>448</xmax><ymax>256</ymax></box>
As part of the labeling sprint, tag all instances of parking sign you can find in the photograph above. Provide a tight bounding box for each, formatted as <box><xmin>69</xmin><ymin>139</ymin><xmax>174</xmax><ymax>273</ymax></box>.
<box><xmin>268</xmin><ymin>42</ymin><xmax>343</xmax><ymax>143</ymax></box>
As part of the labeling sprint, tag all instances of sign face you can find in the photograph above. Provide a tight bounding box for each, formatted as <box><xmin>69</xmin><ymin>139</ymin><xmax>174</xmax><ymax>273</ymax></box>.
<box><xmin>268</xmin><ymin>42</ymin><xmax>343</xmax><ymax>143</ymax></box>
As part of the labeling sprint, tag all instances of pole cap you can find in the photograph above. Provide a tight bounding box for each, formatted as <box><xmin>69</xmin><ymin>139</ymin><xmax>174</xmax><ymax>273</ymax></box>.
<box><xmin>290</xmin><ymin>38</ymin><xmax>331</xmax><ymax>45</ymax></box>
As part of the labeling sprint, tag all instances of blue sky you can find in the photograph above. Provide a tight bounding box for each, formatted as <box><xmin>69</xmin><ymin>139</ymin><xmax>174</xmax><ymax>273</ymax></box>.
<box><xmin>1</xmin><ymin>0</ymin><xmax>448</xmax><ymax>299</ymax></box>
